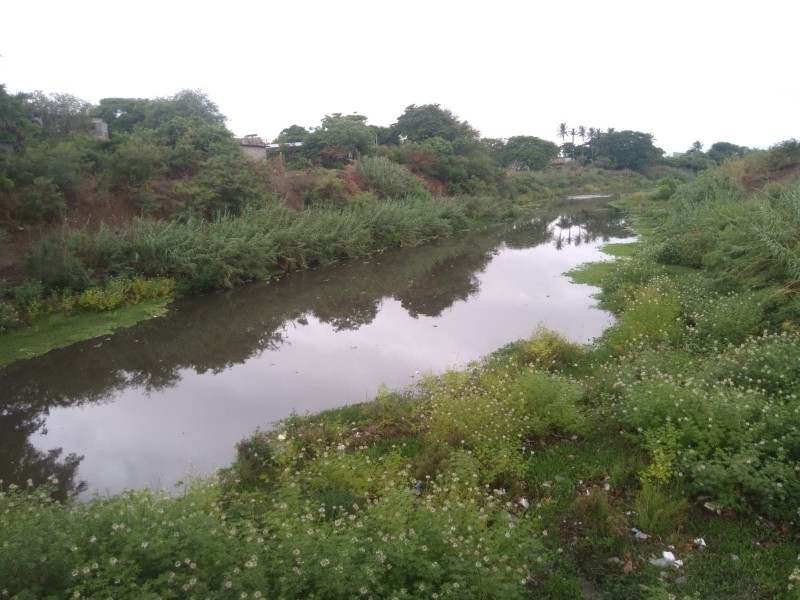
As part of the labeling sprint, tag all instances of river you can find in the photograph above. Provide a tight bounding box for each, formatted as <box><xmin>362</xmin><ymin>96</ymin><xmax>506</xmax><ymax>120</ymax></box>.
<box><xmin>0</xmin><ymin>198</ymin><xmax>631</xmax><ymax>499</ymax></box>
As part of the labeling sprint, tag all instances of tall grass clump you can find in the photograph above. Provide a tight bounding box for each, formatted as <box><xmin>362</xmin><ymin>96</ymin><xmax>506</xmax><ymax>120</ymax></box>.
<box><xmin>23</xmin><ymin>195</ymin><xmax>509</xmax><ymax>294</ymax></box>
<box><xmin>357</xmin><ymin>155</ymin><xmax>430</xmax><ymax>199</ymax></box>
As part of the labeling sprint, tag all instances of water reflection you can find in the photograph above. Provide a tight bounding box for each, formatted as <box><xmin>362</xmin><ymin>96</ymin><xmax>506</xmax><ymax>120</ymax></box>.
<box><xmin>0</xmin><ymin>199</ymin><xmax>631</xmax><ymax>496</ymax></box>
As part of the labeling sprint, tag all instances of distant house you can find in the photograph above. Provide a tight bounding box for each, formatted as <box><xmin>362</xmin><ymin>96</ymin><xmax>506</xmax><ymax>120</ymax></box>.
<box><xmin>90</xmin><ymin>117</ymin><xmax>109</xmax><ymax>139</ymax></box>
<box><xmin>266</xmin><ymin>141</ymin><xmax>303</xmax><ymax>160</ymax></box>
<box><xmin>549</xmin><ymin>157</ymin><xmax>573</xmax><ymax>166</ymax></box>
<box><xmin>237</xmin><ymin>135</ymin><xmax>267</xmax><ymax>160</ymax></box>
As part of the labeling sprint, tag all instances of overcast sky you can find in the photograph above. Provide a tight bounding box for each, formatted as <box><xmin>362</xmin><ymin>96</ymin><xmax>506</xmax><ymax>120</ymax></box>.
<box><xmin>2</xmin><ymin>0</ymin><xmax>797</xmax><ymax>154</ymax></box>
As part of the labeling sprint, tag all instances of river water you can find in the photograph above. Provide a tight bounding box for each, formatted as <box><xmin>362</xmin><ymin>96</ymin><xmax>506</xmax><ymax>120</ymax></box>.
<box><xmin>0</xmin><ymin>199</ymin><xmax>631</xmax><ymax>499</ymax></box>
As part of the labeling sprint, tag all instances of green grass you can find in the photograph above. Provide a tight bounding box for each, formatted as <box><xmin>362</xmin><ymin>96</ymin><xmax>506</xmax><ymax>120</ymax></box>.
<box><xmin>0</xmin><ymin>298</ymin><xmax>169</xmax><ymax>367</ymax></box>
<box><xmin>601</xmin><ymin>242</ymin><xmax>638</xmax><ymax>257</ymax></box>
<box><xmin>567</xmin><ymin>260</ymin><xmax>618</xmax><ymax>288</ymax></box>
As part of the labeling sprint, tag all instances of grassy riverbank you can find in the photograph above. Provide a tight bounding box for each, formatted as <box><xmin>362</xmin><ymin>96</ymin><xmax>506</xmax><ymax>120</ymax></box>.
<box><xmin>0</xmin><ymin>195</ymin><xmax>526</xmax><ymax>366</ymax></box>
<box><xmin>2</xmin><ymin>152</ymin><xmax>800</xmax><ymax>598</ymax></box>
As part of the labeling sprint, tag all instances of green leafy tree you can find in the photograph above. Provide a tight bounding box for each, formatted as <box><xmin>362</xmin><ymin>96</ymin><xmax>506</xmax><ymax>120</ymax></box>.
<box><xmin>146</xmin><ymin>89</ymin><xmax>226</xmax><ymax>129</ymax></box>
<box><xmin>11</xmin><ymin>138</ymin><xmax>88</xmax><ymax>190</ymax></box>
<box><xmin>707</xmin><ymin>141</ymin><xmax>750</xmax><ymax>164</ymax></box>
<box><xmin>14</xmin><ymin>176</ymin><xmax>66</xmax><ymax>222</ymax></box>
<box><xmin>273</xmin><ymin>124</ymin><xmax>309</xmax><ymax>144</ymax></box>
<box><xmin>104</xmin><ymin>130</ymin><xmax>167</xmax><ymax>190</ymax></box>
<box><xmin>370</xmin><ymin>125</ymin><xmax>397</xmax><ymax>146</ymax></box>
<box><xmin>95</xmin><ymin>97</ymin><xmax>151</xmax><ymax>134</ymax></box>
<box><xmin>0</xmin><ymin>84</ymin><xmax>35</xmax><ymax>143</ymax></box>
<box><xmin>501</xmin><ymin>136</ymin><xmax>559</xmax><ymax>170</ymax></box>
<box><xmin>178</xmin><ymin>153</ymin><xmax>268</xmax><ymax>217</ymax></box>
<box><xmin>593</xmin><ymin>130</ymin><xmax>663</xmax><ymax>170</ymax></box>
<box><xmin>302</xmin><ymin>114</ymin><xmax>373</xmax><ymax>167</ymax></box>
<box><xmin>392</xmin><ymin>104</ymin><xmax>478</xmax><ymax>143</ymax></box>
<box><xmin>154</xmin><ymin>116</ymin><xmax>237</xmax><ymax>173</ymax></box>
<box><xmin>24</xmin><ymin>91</ymin><xmax>92</xmax><ymax>136</ymax></box>
<box><xmin>96</xmin><ymin>89</ymin><xmax>226</xmax><ymax>134</ymax></box>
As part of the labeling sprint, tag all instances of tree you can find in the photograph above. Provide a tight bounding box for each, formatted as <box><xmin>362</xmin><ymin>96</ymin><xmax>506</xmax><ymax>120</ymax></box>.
<box><xmin>500</xmin><ymin>136</ymin><xmax>559</xmax><ymax>170</ymax></box>
<box><xmin>0</xmin><ymin>85</ymin><xmax>35</xmax><ymax>143</ymax></box>
<box><xmin>301</xmin><ymin>114</ymin><xmax>374</xmax><ymax>167</ymax></box>
<box><xmin>707</xmin><ymin>141</ymin><xmax>750</xmax><ymax>164</ymax></box>
<box><xmin>147</xmin><ymin>89</ymin><xmax>226</xmax><ymax>129</ymax></box>
<box><xmin>392</xmin><ymin>104</ymin><xmax>477</xmax><ymax>143</ymax></box>
<box><xmin>24</xmin><ymin>91</ymin><xmax>92</xmax><ymax>136</ymax></box>
<box><xmin>557</xmin><ymin>123</ymin><xmax>568</xmax><ymax>144</ymax></box>
<box><xmin>95</xmin><ymin>97</ymin><xmax>150</xmax><ymax>134</ymax></box>
<box><xmin>577</xmin><ymin>125</ymin><xmax>586</xmax><ymax>144</ymax></box>
<box><xmin>688</xmin><ymin>140</ymin><xmax>704</xmax><ymax>153</ymax></box>
<box><xmin>273</xmin><ymin>124</ymin><xmax>309</xmax><ymax>144</ymax></box>
<box><xmin>96</xmin><ymin>89</ymin><xmax>226</xmax><ymax>134</ymax></box>
<box><xmin>592</xmin><ymin>130</ymin><xmax>663</xmax><ymax>170</ymax></box>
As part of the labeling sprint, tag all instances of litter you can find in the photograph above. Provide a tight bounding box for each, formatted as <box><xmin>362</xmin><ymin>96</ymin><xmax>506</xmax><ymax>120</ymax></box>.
<box><xmin>631</xmin><ymin>527</ymin><xmax>650</xmax><ymax>541</ymax></box>
<box><xmin>693</xmin><ymin>537</ymin><xmax>707</xmax><ymax>549</ymax></box>
<box><xmin>649</xmin><ymin>551</ymin><xmax>683</xmax><ymax>568</ymax></box>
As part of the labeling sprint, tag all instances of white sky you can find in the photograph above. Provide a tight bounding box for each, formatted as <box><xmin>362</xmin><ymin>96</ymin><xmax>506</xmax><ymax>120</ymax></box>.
<box><xmin>2</xmin><ymin>0</ymin><xmax>797</xmax><ymax>155</ymax></box>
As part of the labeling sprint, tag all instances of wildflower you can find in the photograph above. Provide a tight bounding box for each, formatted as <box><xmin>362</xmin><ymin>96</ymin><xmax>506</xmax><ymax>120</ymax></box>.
<box><xmin>278</xmin><ymin>433</ymin><xmax>287</xmax><ymax>441</ymax></box>
<box><xmin>141</xmin><ymin>541</ymin><xmax>149</xmax><ymax>549</ymax></box>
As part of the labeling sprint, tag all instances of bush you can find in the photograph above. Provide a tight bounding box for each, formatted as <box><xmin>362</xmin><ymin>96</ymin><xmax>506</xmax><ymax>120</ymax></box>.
<box><xmin>0</xmin><ymin>300</ymin><xmax>20</xmax><ymax>332</ymax></box>
<box><xmin>650</xmin><ymin>177</ymin><xmax>678</xmax><ymax>200</ymax></box>
<box><xmin>767</xmin><ymin>138</ymin><xmax>800</xmax><ymax>170</ymax></box>
<box><xmin>302</xmin><ymin>174</ymin><xmax>350</xmax><ymax>207</ymax></box>
<box><xmin>77</xmin><ymin>276</ymin><xmax>175</xmax><ymax>311</ymax></box>
<box><xmin>14</xmin><ymin>176</ymin><xmax>66</xmax><ymax>222</ymax></box>
<box><xmin>357</xmin><ymin>155</ymin><xmax>430</xmax><ymax>199</ymax></box>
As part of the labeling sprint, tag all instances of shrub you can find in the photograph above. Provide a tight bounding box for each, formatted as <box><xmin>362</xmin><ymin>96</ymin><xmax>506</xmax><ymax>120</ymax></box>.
<box><xmin>302</xmin><ymin>174</ymin><xmax>350</xmax><ymax>207</ymax></box>
<box><xmin>14</xmin><ymin>176</ymin><xmax>66</xmax><ymax>222</ymax></box>
<box><xmin>357</xmin><ymin>155</ymin><xmax>430</xmax><ymax>199</ymax></box>
<box><xmin>650</xmin><ymin>177</ymin><xmax>678</xmax><ymax>200</ymax></box>
<box><xmin>77</xmin><ymin>276</ymin><xmax>175</xmax><ymax>311</ymax></box>
<box><xmin>0</xmin><ymin>300</ymin><xmax>20</xmax><ymax>332</ymax></box>
<box><xmin>767</xmin><ymin>138</ymin><xmax>800</xmax><ymax>170</ymax></box>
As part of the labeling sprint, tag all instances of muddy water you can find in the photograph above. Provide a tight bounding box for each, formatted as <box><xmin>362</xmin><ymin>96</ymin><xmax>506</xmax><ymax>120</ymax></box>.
<box><xmin>0</xmin><ymin>199</ymin><xmax>631</xmax><ymax>498</ymax></box>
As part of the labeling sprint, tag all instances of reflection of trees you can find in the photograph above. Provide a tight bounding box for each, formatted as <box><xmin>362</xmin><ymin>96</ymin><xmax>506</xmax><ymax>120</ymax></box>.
<box><xmin>394</xmin><ymin>248</ymin><xmax>495</xmax><ymax>318</ymax></box>
<box><xmin>503</xmin><ymin>199</ymin><xmax>631</xmax><ymax>250</ymax></box>
<box><xmin>0</xmin><ymin>198</ymin><xmax>629</xmax><ymax>493</ymax></box>
<box><xmin>0</xmin><ymin>399</ymin><xmax>86</xmax><ymax>501</ymax></box>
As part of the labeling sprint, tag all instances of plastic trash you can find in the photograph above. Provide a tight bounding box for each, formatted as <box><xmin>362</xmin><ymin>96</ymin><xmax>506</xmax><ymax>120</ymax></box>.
<box><xmin>413</xmin><ymin>480</ymin><xmax>424</xmax><ymax>495</ymax></box>
<box><xmin>649</xmin><ymin>551</ymin><xmax>683</xmax><ymax>568</ymax></box>
<box><xmin>650</xmin><ymin>550</ymin><xmax>683</xmax><ymax>569</ymax></box>
<box><xmin>631</xmin><ymin>527</ymin><xmax>650</xmax><ymax>541</ymax></box>
<box><xmin>693</xmin><ymin>537</ymin><xmax>707</xmax><ymax>549</ymax></box>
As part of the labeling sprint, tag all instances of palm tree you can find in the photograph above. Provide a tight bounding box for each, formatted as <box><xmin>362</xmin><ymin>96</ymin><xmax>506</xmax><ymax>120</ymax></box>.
<box><xmin>568</xmin><ymin>128</ymin><xmax>577</xmax><ymax>157</ymax></box>
<box><xmin>587</xmin><ymin>127</ymin><xmax>597</xmax><ymax>161</ymax></box>
<box><xmin>578</xmin><ymin>125</ymin><xmax>586</xmax><ymax>144</ymax></box>
<box><xmin>689</xmin><ymin>140</ymin><xmax>704</xmax><ymax>153</ymax></box>
<box><xmin>558</xmin><ymin>123</ymin><xmax>568</xmax><ymax>143</ymax></box>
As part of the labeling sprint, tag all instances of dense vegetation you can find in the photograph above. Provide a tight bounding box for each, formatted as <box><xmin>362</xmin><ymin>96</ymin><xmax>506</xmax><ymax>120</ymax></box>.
<box><xmin>2</xmin><ymin>140</ymin><xmax>800</xmax><ymax>598</ymax></box>
<box><xmin>1</xmin><ymin>86</ymin><xmax>670</xmax><ymax>357</ymax></box>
